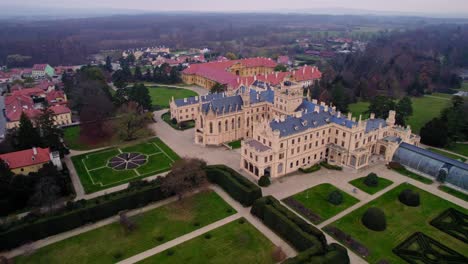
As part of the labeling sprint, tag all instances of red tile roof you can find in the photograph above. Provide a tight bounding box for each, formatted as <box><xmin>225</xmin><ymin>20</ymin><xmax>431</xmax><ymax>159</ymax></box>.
<box><xmin>32</xmin><ymin>64</ymin><xmax>49</xmax><ymax>71</ymax></box>
<box><xmin>277</xmin><ymin>56</ymin><xmax>290</xmax><ymax>65</ymax></box>
<box><xmin>0</xmin><ymin>147</ymin><xmax>51</xmax><ymax>169</ymax></box>
<box><xmin>182</xmin><ymin>57</ymin><xmax>277</xmax><ymax>85</ymax></box>
<box><xmin>49</xmin><ymin>104</ymin><xmax>71</xmax><ymax>115</ymax></box>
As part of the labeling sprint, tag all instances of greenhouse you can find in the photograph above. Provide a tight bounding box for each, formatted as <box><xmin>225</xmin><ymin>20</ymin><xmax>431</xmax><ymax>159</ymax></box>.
<box><xmin>392</xmin><ymin>143</ymin><xmax>468</xmax><ymax>190</ymax></box>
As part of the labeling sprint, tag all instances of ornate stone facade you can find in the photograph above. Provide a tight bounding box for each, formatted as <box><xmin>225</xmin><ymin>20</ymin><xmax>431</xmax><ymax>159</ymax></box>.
<box><xmin>170</xmin><ymin>80</ymin><xmax>420</xmax><ymax>178</ymax></box>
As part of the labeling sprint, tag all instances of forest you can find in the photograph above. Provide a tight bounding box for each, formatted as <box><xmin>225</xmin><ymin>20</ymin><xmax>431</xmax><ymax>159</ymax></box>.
<box><xmin>1</xmin><ymin>13</ymin><xmax>467</xmax><ymax>66</ymax></box>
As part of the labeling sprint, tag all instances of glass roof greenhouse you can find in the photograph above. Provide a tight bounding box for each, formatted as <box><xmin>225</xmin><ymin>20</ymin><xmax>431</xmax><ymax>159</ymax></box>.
<box><xmin>392</xmin><ymin>143</ymin><xmax>468</xmax><ymax>190</ymax></box>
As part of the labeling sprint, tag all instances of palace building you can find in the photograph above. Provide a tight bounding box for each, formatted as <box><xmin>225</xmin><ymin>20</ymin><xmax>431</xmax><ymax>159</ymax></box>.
<box><xmin>170</xmin><ymin>77</ymin><xmax>420</xmax><ymax>178</ymax></box>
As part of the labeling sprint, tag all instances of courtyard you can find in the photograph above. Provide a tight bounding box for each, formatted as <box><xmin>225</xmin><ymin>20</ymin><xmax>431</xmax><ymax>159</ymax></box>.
<box><xmin>71</xmin><ymin>137</ymin><xmax>180</xmax><ymax>193</ymax></box>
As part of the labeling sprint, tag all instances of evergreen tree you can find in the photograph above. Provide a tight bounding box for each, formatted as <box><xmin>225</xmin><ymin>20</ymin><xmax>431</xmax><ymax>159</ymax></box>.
<box><xmin>105</xmin><ymin>56</ymin><xmax>113</xmax><ymax>72</ymax></box>
<box><xmin>420</xmin><ymin>118</ymin><xmax>449</xmax><ymax>147</ymax></box>
<box><xmin>128</xmin><ymin>83</ymin><xmax>152</xmax><ymax>110</ymax></box>
<box><xmin>112</xmin><ymin>69</ymin><xmax>128</xmax><ymax>89</ymax></box>
<box><xmin>169</xmin><ymin>67</ymin><xmax>181</xmax><ymax>83</ymax></box>
<box><xmin>366</xmin><ymin>96</ymin><xmax>396</xmax><ymax>119</ymax></box>
<box><xmin>36</xmin><ymin>108</ymin><xmax>63</xmax><ymax>151</ymax></box>
<box><xmin>17</xmin><ymin>112</ymin><xmax>40</xmax><ymax>149</ymax></box>
<box><xmin>396</xmin><ymin>96</ymin><xmax>413</xmax><ymax>126</ymax></box>
<box><xmin>134</xmin><ymin>66</ymin><xmax>143</xmax><ymax>81</ymax></box>
<box><xmin>210</xmin><ymin>83</ymin><xmax>226</xmax><ymax>94</ymax></box>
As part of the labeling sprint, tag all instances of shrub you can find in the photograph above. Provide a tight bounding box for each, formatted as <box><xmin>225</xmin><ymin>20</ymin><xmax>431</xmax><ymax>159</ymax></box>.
<box><xmin>205</xmin><ymin>165</ymin><xmax>262</xmax><ymax>207</ymax></box>
<box><xmin>361</xmin><ymin>207</ymin><xmax>386</xmax><ymax>231</ymax></box>
<box><xmin>320</xmin><ymin>162</ymin><xmax>343</xmax><ymax>171</ymax></box>
<box><xmin>156</xmin><ymin>235</ymin><xmax>165</xmax><ymax>242</ymax></box>
<box><xmin>238</xmin><ymin>218</ymin><xmax>245</xmax><ymax>224</ymax></box>
<box><xmin>258</xmin><ymin>176</ymin><xmax>271</xmax><ymax>187</ymax></box>
<box><xmin>166</xmin><ymin>249</ymin><xmax>175</xmax><ymax>256</ymax></box>
<box><xmin>171</xmin><ymin>118</ymin><xmax>177</xmax><ymax>125</ymax></box>
<box><xmin>398</xmin><ymin>189</ymin><xmax>420</xmax><ymax>207</ymax></box>
<box><xmin>387</xmin><ymin>162</ymin><xmax>404</xmax><ymax>170</ymax></box>
<box><xmin>226</xmin><ymin>208</ymin><xmax>233</xmax><ymax>213</ymax></box>
<box><xmin>113</xmin><ymin>252</ymin><xmax>123</xmax><ymax>260</ymax></box>
<box><xmin>327</xmin><ymin>190</ymin><xmax>343</xmax><ymax>205</ymax></box>
<box><xmin>193</xmin><ymin>221</ymin><xmax>200</xmax><ymax>227</ymax></box>
<box><xmin>299</xmin><ymin>164</ymin><xmax>321</xmax><ymax>173</ymax></box>
<box><xmin>204</xmin><ymin>233</ymin><xmax>212</xmax><ymax>239</ymax></box>
<box><xmin>364</xmin><ymin>173</ymin><xmax>379</xmax><ymax>187</ymax></box>
<box><xmin>283</xmin><ymin>243</ymin><xmax>350</xmax><ymax>264</ymax></box>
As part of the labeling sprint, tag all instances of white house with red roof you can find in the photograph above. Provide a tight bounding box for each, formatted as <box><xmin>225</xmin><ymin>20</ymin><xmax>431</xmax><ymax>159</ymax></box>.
<box><xmin>4</xmin><ymin>88</ymin><xmax>72</xmax><ymax>129</ymax></box>
<box><xmin>32</xmin><ymin>64</ymin><xmax>54</xmax><ymax>79</ymax></box>
<box><xmin>0</xmin><ymin>147</ymin><xmax>62</xmax><ymax>174</ymax></box>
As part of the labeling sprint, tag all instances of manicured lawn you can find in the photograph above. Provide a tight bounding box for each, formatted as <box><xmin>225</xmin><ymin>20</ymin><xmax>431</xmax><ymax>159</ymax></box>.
<box><xmin>348</xmin><ymin>101</ymin><xmax>370</xmax><ymax>119</ymax></box>
<box><xmin>15</xmin><ymin>191</ymin><xmax>236</xmax><ymax>264</ymax></box>
<box><xmin>161</xmin><ymin>112</ymin><xmax>195</xmax><ymax>130</ymax></box>
<box><xmin>438</xmin><ymin>185</ymin><xmax>468</xmax><ymax>202</ymax></box>
<box><xmin>285</xmin><ymin>183</ymin><xmax>359</xmax><ymax>224</ymax></box>
<box><xmin>349</xmin><ymin>176</ymin><xmax>393</xmax><ymax>195</ymax></box>
<box><xmin>391</xmin><ymin>167</ymin><xmax>434</xmax><ymax>184</ymax></box>
<box><xmin>327</xmin><ymin>183</ymin><xmax>468</xmax><ymax>264</ymax></box>
<box><xmin>148</xmin><ymin>86</ymin><xmax>197</xmax><ymax>108</ymax></box>
<box><xmin>63</xmin><ymin>126</ymin><xmax>124</xmax><ymax>151</ymax></box>
<box><xmin>138</xmin><ymin>218</ymin><xmax>276</xmax><ymax>264</ymax></box>
<box><xmin>427</xmin><ymin>148</ymin><xmax>466</xmax><ymax>162</ymax></box>
<box><xmin>348</xmin><ymin>95</ymin><xmax>449</xmax><ymax>135</ymax></box>
<box><xmin>446</xmin><ymin>143</ymin><xmax>468</xmax><ymax>157</ymax></box>
<box><xmin>227</xmin><ymin>140</ymin><xmax>242</xmax><ymax>149</ymax></box>
<box><xmin>71</xmin><ymin>137</ymin><xmax>180</xmax><ymax>193</ymax></box>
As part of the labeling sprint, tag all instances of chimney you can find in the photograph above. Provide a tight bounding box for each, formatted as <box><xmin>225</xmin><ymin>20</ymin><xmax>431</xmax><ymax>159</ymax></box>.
<box><xmin>320</xmin><ymin>102</ymin><xmax>325</xmax><ymax>107</ymax></box>
<box><xmin>296</xmin><ymin>111</ymin><xmax>302</xmax><ymax>118</ymax></box>
<box><xmin>352</xmin><ymin>117</ymin><xmax>356</xmax><ymax>122</ymax></box>
<box><xmin>370</xmin><ymin>113</ymin><xmax>375</xmax><ymax>119</ymax></box>
<box><xmin>324</xmin><ymin>105</ymin><xmax>328</xmax><ymax>112</ymax></box>
<box><xmin>184</xmin><ymin>98</ymin><xmax>187</xmax><ymax>103</ymax></box>
<box><xmin>312</xmin><ymin>99</ymin><xmax>318</xmax><ymax>104</ymax></box>
<box><xmin>280</xmin><ymin>115</ymin><xmax>285</xmax><ymax>122</ymax></box>
<box><xmin>314</xmin><ymin>105</ymin><xmax>320</xmax><ymax>113</ymax></box>
<box><xmin>337</xmin><ymin>111</ymin><xmax>341</xmax><ymax>118</ymax></box>
<box><xmin>347</xmin><ymin>113</ymin><xmax>352</xmax><ymax>120</ymax></box>
<box><xmin>33</xmin><ymin>147</ymin><xmax>37</xmax><ymax>155</ymax></box>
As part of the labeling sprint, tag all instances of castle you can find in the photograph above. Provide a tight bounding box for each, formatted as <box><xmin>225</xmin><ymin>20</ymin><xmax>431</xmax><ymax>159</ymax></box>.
<box><xmin>170</xmin><ymin>80</ymin><xmax>420</xmax><ymax>178</ymax></box>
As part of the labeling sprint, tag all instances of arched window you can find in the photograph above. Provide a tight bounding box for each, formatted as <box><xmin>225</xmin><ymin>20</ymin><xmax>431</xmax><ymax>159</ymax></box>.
<box><xmin>209</xmin><ymin>122</ymin><xmax>213</xmax><ymax>134</ymax></box>
<box><xmin>218</xmin><ymin>121</ymin><xmax>222</xmax><ymax>132</ymax></box>
<box><xmin>238</xmin><ymin>117</ymin><xmax>241</xmax><ymax>128</ymax></box>
<box><xmin>231</xmin><ymin>118</ymin><xmax>235</xmax><ymax>130</ymax></box>
<box><xmin>225</xmin><ymin>120</ymin><xmax>228</xmax><ymax>131</ymax></box>
<box><xmin>200</xmin><ymin>117</ymin><xmax>204</xmax><ymax>128</ymax></box>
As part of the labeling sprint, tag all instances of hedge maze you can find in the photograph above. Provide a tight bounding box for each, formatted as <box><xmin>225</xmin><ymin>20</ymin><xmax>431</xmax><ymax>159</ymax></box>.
<box><xmin>430</xmin><ymin>208</ymin><xmax>468</xmax><ymax>243</ymax></box>
<box><xmin>393</xmin><ymin>232</ymin><xmax>468</xmax><ymax>264</ymax></box>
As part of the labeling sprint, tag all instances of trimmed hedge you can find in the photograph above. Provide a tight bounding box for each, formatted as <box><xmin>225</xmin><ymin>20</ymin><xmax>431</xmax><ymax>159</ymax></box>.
<box><xmin>320</xmin><ymin>162</ymin><xmax>343</xmax><ymax>171</ymax></box>
<box><xmin>299</xmin><ymin>164</ymin><xmax>321</xmax><ymax>173</ymax></box>
<box><xmin>205</xmin><ymin>165</ymin><xmax>262</xmax><ymax>207</ymax></box>
<box><xmin>328</xmin><ymin>190</ymin><xmax>343</xmax><ymax>205</ymax></box>
<box><xmin>364</xmin><ymin>173</ymin><xmax>379</xmax><ymax>187</ymax></box>
<box><xmin>258</xmin><ymin>176</ymin><xmax>271</xmax><ymax>187</ymax></box>
<box><xmin>398</xmin><ymin>189</ymin><xmax>420</xmax><ymax>207</ymax></box>
<box><xmin>0</xmin><ymin>180</ymin><xmax>169</xmax><ymax>251</ymax></box>
<box><xmin>251</xmin><ymin>196</ymin><xmax>326</xmax><ymax>253</ymax></box>
<box><xmin>362</xmin><ymin>207</ymin><xmax>386</xmax><ymax>231</ymax></box>
<box><xmin>283</xmin><ymin>243</ymin><xmax>350</xmax><ymax>264</ymax></box>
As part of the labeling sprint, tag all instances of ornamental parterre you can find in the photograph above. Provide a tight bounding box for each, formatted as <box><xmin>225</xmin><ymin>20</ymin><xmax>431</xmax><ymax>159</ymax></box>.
<box><xmin>107</xmin><ymin>153</ymin><xmax>148</xmax><ymax>170</ymax></box>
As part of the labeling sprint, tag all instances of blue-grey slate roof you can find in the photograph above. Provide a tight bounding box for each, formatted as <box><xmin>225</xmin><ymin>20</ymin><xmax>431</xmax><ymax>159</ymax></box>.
<box><xmin>249</xmin><ymin>88</ymin><xmax>274</xmax><ymax>104</ymax></box>
<box><xmin>174</xmin><ymin>93</ymin><xmax>225</xmax><ymax>107</ymax></box>
<box><xmin>201</xmin><ymin>95</ymin><xmax>243</xmax><ymax>115</ymax></box>
<box><xmin>365</xmin><ymin>118</ymin><xmax>387</xmax><ymax>133</ymax></box>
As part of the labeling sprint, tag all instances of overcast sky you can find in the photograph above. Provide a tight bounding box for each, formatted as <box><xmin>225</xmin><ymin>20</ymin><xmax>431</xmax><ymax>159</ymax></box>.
<box><xmin>4</xmin><ymin>0</ymin><xmax>468</xmax><ymax>14</ymax></box>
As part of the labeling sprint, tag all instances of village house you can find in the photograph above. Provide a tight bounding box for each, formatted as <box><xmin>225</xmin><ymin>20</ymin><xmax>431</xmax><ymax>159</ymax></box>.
<box><xmin>0</xmin><ymin>147</ymin><xmax>62</xmax><ymax>174</ymax></box>
<box><xmin>4</xmin><ymin>88</ymin><xmax>72</xmax><ymax>129</ymax></box>
<box><xmin>31</xmin><ymin>64</ymin><xmax>54</xmax><ymax>79</ymax></box>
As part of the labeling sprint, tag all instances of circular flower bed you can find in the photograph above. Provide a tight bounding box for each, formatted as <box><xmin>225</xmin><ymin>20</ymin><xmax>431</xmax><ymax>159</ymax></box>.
<box><xmin>107</xmin><ymin>153</ymin><xmax>148</xmax><ymax>170</ymax></box>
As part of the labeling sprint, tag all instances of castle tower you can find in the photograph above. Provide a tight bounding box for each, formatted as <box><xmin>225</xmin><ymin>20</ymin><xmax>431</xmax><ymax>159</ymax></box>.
<box><xmin>273</xmin><ymin>80</ymin><xmax>303</xmax><ymax>115</ymax></box>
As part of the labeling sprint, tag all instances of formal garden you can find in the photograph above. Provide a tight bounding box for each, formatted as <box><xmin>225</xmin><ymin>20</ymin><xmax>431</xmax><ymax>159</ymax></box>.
<box><xmin>15</xmin><ymin>191</ymin><xmax>235</xmax><ymax>264</ymax></box>
<box><xmin>138</xmin><ymin>218</ymin><xmax>277</xmax><ymax>264</ymax></box>
<box><xmin>71</xmin><ymin>137</ymin><xmax>180</xmax><ymax>193</ymax></box>
<box><xmin>324</xmin><ymin>183</ymin><xmax>468</xmax><ymax>263</ymax></box>
<box><xmin>349</xmin><ymin>173</ymin><xmax>393</xmax><ymax>194</ymax></box>
<box><xmin>282</xmin><ymin>183</ymin><xmax>359</xmax><ymax>224</ymax></box>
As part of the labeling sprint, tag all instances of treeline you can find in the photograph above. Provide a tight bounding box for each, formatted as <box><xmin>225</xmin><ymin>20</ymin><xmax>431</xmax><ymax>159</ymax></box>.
<box><xmin>315</xmin><ymin>25</ymin><xmax>468</xmax><ymax>109</ymax></box>
<box><xmin>420</xmin><ymin>96</ymin><xmax>468</xmax><ymax>147</ymax></box>
<box><xmin>112</xmin><ymin>60</ymin><xmax>181</xmax><ymax>89</ymax></box>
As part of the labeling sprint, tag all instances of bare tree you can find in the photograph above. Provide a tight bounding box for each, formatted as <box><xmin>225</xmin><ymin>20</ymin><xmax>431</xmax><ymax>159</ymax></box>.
<box><xmin>161</xmin><ymin>158</ymin><xmax>208</xmax><ymax>200</ymax></box>
<box><xmin>271</xmin><ymin>246</ymin><xmax>287</xmax><ymax>262</ymax></box>
<box><xmin>119</xmin><ymin>211</ymin><xmax>137</xmax><ymax>234</ymax></box>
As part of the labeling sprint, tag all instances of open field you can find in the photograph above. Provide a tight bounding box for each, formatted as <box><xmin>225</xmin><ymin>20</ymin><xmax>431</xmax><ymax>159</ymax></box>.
<box><xmin>138</xmin><ymin>218</ymin><xmax>276</xmax><ymax>264</ymax></box>
<box><xmin>327</xmin><ymin>183</ymin><xmax>468</xmax><ymax>264</ymax></box>
<box><xmin>15</xmin><ymin>191</ymin><xmax>235</xmax><ymax>264</ymax></box>
<box><xmin>349</xmin><ymin>176</ymin><xmax>393</xmax><ymax>195</ymax></box>
<box><xmin>148</xmin><ymin>86</ymin><xmax>197</xmax><ymax>109</ymax></box>
<box><xmin>71</xmin><ymin>138</ymin><xmax>180</xmax><ymax>193</ymax></box>
<box><xmin>284</xmin><ymin>183</ymin><xmax>359</xmax><ymax>224</ymax></box>
<box><xmin>348</xmin><ymin>95</ymin><xmax>449</xmax><ymax>134</ymax></box>
<box><xmin>427</xmin><ymin>148</ymin><xmax>467</xmax><ymax>162</ymax></box>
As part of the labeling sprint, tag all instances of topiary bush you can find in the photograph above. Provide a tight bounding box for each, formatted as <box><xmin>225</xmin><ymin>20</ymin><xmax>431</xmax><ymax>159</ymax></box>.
<box><xmin>327</xmin><ymin>190</ymin><xmax>343</xmax><ymax>205</ymax></box>
<box><xmin>258</xmin><ymin>176</ymin><xmax>271</xmax><ymax>187</ymax></box>
<box><xmin>361</xmin><ymin>207</ymin><xmax>386</xmax><ymax>231</ymax></box>
<box><xmin>364</xmin><ymin>173</ymin><xmax>379</xmax><ymax>187</ymax></box>
<box><xmin>398</xmin><ymin>189</ymin><xmax>420</xmax><ymax>207</ymax></box>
